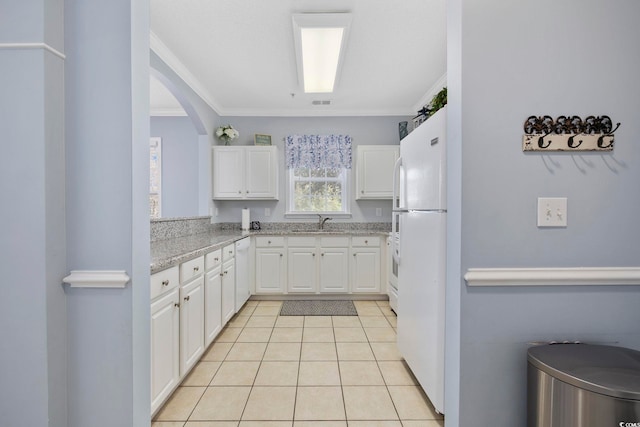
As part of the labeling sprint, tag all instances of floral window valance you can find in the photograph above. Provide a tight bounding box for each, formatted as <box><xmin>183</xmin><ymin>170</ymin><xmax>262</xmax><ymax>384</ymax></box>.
<box><xmin>285</xmin><ymin>134</ymin><xmax>352</xmax><ymax>169</ymax></box>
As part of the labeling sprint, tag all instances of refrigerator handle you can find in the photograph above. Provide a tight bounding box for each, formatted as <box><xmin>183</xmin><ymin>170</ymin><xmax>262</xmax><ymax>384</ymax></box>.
<box><xmin>392</xmin><ymin>156</ymin><xmax>403</xmax><ymax>210</ymax></box>
<box><xmin>392</xmin><ymin>212</ymin><xmax>401</xmax><ymax>265</ymax></box>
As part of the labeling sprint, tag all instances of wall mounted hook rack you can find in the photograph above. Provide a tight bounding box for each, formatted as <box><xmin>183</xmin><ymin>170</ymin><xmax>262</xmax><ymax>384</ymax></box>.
<box><xmin>522</xmin><ymin>115</ymin><xmax>620</xmax><ymax>152</ymax></box>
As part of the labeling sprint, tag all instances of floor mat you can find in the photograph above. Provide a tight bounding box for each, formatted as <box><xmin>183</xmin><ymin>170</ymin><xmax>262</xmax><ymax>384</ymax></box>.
<box><xmin>279</xmin><ymin>300</ymin><xmax>358</xmax><ymax>316</ymax></box>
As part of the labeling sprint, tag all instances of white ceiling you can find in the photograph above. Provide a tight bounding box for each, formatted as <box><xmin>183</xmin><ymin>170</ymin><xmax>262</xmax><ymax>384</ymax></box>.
<box><xmin>150</xmin><ymin>0</ymin><xmax>446</xmax><ymax>117</ymax></box>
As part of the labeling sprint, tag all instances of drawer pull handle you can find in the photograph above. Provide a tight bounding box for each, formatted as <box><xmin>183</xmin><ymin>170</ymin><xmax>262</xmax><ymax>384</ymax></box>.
<box><xmin>365</xmin><ymin>240</ymin><xmax>368</xmax><ymax>244</ymax></box>
<box><xmin>219</xmin><ymin>273</ymin><xmax>224</xmax><ymax>277</ymax></box>
<box><xmin>321</xmin><ymin>253</ymin><xmax>325</xmax><ymax>256</ymax></box>
<box><xmin>184</xmin><ymin>296</ymin><xmax>190</xmax><ymax>302</ymax></box>
<box><xmin>174</xmin><ymin>303</ymin><xmax>180</xmax><ymax>308</ymax></box>
<box><xmin>193</xmin><ymin>266</ymin><xmax>199</xmax><ymax>272</ymax></box>
<box><xmin>214</xmin><ymin>257</ymin><xmax>219</xmax><ymax>261</ymax></box>
<box><xmin>161</xmin><ymin>280</ymin><xmax>169</xmax><ymax>286</ymax></box>
<box><xmin>312</xmin><ymin>253</ymin><xmax>316</xmax><ymax>257</ymax></box>
<box><xmin>353</xmin><ymin>254</ymin><xmax>356</xmax><ymax>257</ymax></box>
<box><xmin>280</xmin><ymin>253</ymin><xmax>283</xmax><ymax>257</ymax></box>
<box><xmin>268</xmin><ymin>240</ymin><xmax>271</xmax><ymax>244</ymax></box>
<box><xmin>238</xmin><ymin>190</ymin><xmax>242</xmax><ymax>194</ymax></box>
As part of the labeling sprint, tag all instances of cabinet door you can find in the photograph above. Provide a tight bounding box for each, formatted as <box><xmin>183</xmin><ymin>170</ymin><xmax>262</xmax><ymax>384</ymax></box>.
<box><xmin>255</xmin><ymin>248</ymin><xmax>285</xmax><ymax>293</ymax></box>
<box><xmin>356</xmin><ymin>145</ymin><xmax>399</xmax><ymax>199</ymax></box>
<box><xmin>151</xmin><ymin>288</ymin><xmax>180</xmax><ymax>414</ymax></box>
<box><xmin>287</xmin><ymin>248</ymin><xmax>317</xmax><ymax>293</ymax></box>
<box><xmin>221</xmin><ymin>260</ymin><xmax>236</xmax><ymax>324</ymax></box>
<box><xmin>212</xmin><ymin>147</ymin><xmax>244</xmax><ymax>199</ymax></box>
<box><xmin>179</xmin><ymin>276</ymin><xmax>205</xmax><ymax>376</ymax></box>
<box><xmin>205</xmin><ymin>266</ymin><xmax>223</xmax><ymax>347</ymax></box>
<box><xmin>245</xmin><ymin>147</ymin><xmax>278</xmax><ymax>199</ymax></box>
<box><xmin>319</xmin><ymin>247</ymin><xmax>349</xmax><ymax>293</ymax></box>
<box><xmin>351</xmin><ymin>248</ymin><xmax>381</xmax><ymax>292</ymax></box>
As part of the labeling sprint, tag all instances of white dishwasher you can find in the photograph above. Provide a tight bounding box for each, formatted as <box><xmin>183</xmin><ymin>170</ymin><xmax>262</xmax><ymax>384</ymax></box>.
<box><xmin>234</xmin><ymin>237</ymin><xmax>250</xmax><ymax>311</ymax></box>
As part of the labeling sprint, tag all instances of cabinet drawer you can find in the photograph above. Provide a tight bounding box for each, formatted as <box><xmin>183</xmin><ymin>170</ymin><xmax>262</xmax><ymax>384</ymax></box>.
<box><xmin>255</xmin><ymin>236</ymin><xmax>285</xmax><ymax>247</ymax></box>
<box><xmin>351</xmin><ymin>236</ymin><xmax>381</xmax><ymax>247</ymax></box>
<box><xmin>205</xmin><ymin>249</ymin><xmax>222</xmax><ymax>270</ymax></box>
<box><xmin>180</xmin><ymin>256</ymin><xmax>205</xmax><ymax>283</ymax></box>
<box><xmin>320</xmin><ymin>236</ymin><xmax>350</xmax><ymax>247</ymax></box>
<box><xmin>150</xmin><ymin>265</ymin><xmax>179</xmax><ymax>300</ymax></box>
<box><xmin>287</xmin><ymin>236</ymin><xmax>316</xmax><ymax>247</ymax></box>
<box><xmin>223</xmin><ymin>243</ymin><xmax>235</xmax><ymax>261</ymax></box>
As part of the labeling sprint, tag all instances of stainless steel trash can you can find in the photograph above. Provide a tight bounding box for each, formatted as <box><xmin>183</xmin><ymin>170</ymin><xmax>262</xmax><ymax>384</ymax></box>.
<box><xmin>528</xmin><ymin>343</ymin><xmax>640</xmax><ymax>427</ymax></box>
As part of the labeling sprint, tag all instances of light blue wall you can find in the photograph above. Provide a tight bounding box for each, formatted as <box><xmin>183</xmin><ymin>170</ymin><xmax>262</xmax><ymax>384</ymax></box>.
<box><xmin>151</xmin><ymin>116</ymin><xmax>200</xmax><ymax>218</ymax></box>
<box><xmin>151</xmin><ymin>51</ymin><xmax>222</xmax><ymax>218</ymax></box>
<box><xmin>213</xmin><ymin>115</ymin><xmax>407</xmax><ymax>224</ymax></box>
<box><xmin>0</xmin><ymin>1</ymin><xmax>67</xmax><ymax>426</ymax></box>
<box><xmin>65</xmin><ymin>1</ymin><xmax>150</xmax><ymax>426</ymax></box>
<box><xmin>453</xmin><ymin>1</ymin><xmax>640</xmax><ymax>425</ymax></box>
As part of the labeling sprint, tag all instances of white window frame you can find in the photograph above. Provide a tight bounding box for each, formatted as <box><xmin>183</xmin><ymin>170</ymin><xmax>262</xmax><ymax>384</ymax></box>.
<box><xmin>150</xmin><ymin>137</ymin><xmax>162</xmax><ymax>218</ymax></box>
<box><xmin>286</xmin><ymin>166</ymin><xmax>351</xmax><ymax>217</ymax></box>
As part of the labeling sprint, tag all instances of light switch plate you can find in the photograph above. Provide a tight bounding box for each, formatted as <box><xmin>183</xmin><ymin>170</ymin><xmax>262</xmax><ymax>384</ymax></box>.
<box><xmin>537</xmin><ymin>197</ymin><xmax>567</xmax><ymax>227</ymax></box>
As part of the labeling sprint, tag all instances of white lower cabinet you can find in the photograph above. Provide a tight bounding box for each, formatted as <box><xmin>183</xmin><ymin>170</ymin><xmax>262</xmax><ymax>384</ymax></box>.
<box><xmin>287</xmin><ymin>247</ymin><xmax>317</xmax><ymax>293</ymax></box>
<box><xmin>222</xmin><ymin>245</ymin><xmax>236</xmax><ymax>326</ymax></box>
<box><xmin>150</xmin><ymin>286</ymin><xmax>180</xmax><ymax>414</ymax></box>
<box><xmin>255</xmin><ymin>234</ymin><xmax>384</xmax><ymax>295</ymax></box>
<box><xmin>179</xmin><ymin>273</ymin><xmax>205</xmax><ymax>376</ymax></box>
<box><xmin>319</xmin><ymin>243</ymin><xmax>349</xmax><ymax>293</ymax></box>
<box><xmin>351</xmin><ymin>236</ymin><xmax>382</xmax><ymax>293</ymax></box>
<box><xmin>255</xmin><ymin>249</ymin><xmax>286</xmax><ymax>293</ymax></box>
<box><xmin>286</xmin><ymin>236</ymin><xmax>350</xmax><ymax>294</ymax></box>
<box><xmin>254</xmin><ymin>236</ymin><xmax>286</xmax><ymax>294</ymax></box>
<box><xmin>204</xmin><ymin>266</ymin><xmax>222</xmax><ymax>347</ymax></box>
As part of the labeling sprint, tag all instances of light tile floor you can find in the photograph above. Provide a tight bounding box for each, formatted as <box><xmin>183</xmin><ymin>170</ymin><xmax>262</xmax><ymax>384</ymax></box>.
<box><xmin>153</xmin><ymin>300</ymin><xmax>444</xmax><ymax>427</ymax></box>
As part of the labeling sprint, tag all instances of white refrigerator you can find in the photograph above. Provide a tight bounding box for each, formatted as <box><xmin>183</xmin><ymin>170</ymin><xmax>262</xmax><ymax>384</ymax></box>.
<box><xmin>392</xmin><ymin>106</ymin><xmax>446</xmax><ymax>414</ymax></box>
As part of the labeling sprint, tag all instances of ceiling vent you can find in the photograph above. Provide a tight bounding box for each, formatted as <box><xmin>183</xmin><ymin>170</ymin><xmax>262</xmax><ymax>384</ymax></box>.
<box><xmin>312</xmin><ymin>100</ymin><xmax>332</xmax><ymax>105</ymax></box>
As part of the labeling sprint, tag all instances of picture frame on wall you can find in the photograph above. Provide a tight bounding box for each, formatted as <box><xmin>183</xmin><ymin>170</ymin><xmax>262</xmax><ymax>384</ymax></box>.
<box><xmin>254</xmin><ymin>134</ymin><xmax>272</xmax><ymax>146</ymax></box>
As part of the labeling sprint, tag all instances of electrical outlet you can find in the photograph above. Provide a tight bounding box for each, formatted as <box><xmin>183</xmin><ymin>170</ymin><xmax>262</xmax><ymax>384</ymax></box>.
<box><xmin>537</xmin><ymin>197</ymin><xmax>567</xmax><ymax>227</ymax></box>
<box><xmin>376</xmin><ymin>208</ymin><xmax>382</xmax><ymax>217</ymax></box>
<box><xmin>265</xmin><ymin>208</ymin><xmax>271</xmax><ymax>217</ymax></box>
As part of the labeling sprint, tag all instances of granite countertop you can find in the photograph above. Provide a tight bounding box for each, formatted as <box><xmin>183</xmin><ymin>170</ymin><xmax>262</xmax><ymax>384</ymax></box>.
<box><xmin>150</xmin><ymin>229</ymin><xmax>390</xmax><ymax>274</ymax></box>
<box><xmin>151</xmin><ymin>231</ymin><xmax>247</xmax><ymax>274</ymax></box>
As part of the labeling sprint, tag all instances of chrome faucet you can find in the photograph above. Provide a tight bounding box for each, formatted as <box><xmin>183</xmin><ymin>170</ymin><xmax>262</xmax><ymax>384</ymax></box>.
<box><xmin>318</xmin><ymin>214</ymin><xmax>333</xmax><ymax>230</ymax></box>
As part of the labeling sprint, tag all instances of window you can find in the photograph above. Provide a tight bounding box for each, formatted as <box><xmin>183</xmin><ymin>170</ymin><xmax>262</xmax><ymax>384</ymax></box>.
<box><xmin>149</xmin><ymin>137</ymin><xmax>162</xmax><ymax>218</ymax></box>
<box><xmin>285</xmin><ymin>134</ymin><xmax>352</xmax><ymax>216</ymax></box>
<box><xmin>288</xmin><ymin>166</ymin><xmax>349</xmax><ymax>214</ymax></box>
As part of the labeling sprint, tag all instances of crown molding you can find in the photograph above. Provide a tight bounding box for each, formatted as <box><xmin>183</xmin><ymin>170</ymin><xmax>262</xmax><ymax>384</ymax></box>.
<box><xmin>218</xmin><ymin>106</ymin><xmax>414</xmax><ymax>118</ymax></box>
<box><xmin>150</xmin><ymin>31</ymin><xmax>222</xmax><ymax>115</ymax></box>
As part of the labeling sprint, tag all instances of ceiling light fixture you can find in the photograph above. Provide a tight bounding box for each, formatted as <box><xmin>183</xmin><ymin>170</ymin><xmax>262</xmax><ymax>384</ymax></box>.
<box><xmin>292</xmin><ymin>13</ymin><xmax>352</xmax><ymax>94</ymax></box>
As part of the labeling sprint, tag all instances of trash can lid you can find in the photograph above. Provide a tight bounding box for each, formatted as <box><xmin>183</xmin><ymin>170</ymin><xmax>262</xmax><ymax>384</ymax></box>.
<box><xmin>528</xmin><ymin>344</ymin><xmax>640</xmax><ymax>400</ymax></box>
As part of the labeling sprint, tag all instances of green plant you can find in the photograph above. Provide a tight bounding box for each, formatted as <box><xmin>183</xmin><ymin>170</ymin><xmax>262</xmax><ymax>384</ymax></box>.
<box><xmin>429</xmin><ymin>87</ymin><xmax>447</xmax><ymax>116</ymax></box>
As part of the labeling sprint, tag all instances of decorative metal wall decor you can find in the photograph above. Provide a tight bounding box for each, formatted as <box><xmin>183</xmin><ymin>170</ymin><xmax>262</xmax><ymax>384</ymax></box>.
<box><xmin>522</xmin><ymin>115</ymin><xmax>620</xmax><ymax>152</ymax></box>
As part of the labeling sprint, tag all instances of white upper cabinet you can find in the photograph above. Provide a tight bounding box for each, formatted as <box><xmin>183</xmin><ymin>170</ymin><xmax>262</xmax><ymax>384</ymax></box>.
<box><xmin>356</xmin><ymin>145</ymin><xmax>399</xmax><ymax>199</ymax></box>
<box><xmin>212</xmin><ymin>146</ymin><xmax>278</xmax><ymax>200</ymax></box>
